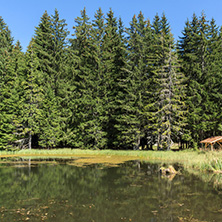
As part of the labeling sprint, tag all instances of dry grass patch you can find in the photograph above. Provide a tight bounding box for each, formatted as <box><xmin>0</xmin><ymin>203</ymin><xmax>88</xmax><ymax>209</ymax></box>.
<box><xmin>69</xmin><ymin>155</ymin><xmax>137</xmax><ymax>167</ymax></box>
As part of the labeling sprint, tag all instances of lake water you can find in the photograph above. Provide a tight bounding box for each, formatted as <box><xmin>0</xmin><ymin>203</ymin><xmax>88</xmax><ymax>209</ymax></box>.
<box><xmin>0</xmin><ymin>157</ymin><xmax>222</xmax><ymax>222</ymax></box>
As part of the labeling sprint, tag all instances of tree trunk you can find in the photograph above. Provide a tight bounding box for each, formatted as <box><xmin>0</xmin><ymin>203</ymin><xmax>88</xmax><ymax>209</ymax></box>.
<box><xmin>28</xmin><ymin>131</ymin><xmax>32</xmax><ymax>149</ymax></box>
<box><xmin>157</xmin><ymin>133</ymin><xmax>161</xmax><ymax>150</ymax></box>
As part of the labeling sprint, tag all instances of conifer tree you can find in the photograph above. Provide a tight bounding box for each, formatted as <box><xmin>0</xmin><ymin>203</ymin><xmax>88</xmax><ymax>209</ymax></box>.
<box><xmin>0</xmin><ymin>16</ymin><xmax>14</xmax><ymax>108</ymax></box>
<box><xmin>68</xmin><ymin>8</ymin><xmax>96</xmax><ymax>148</ymax></box>
<box><xmin>178</xmin><ymin>15</ymin><xmax>200</xmax><ymax>147</ymax></box>
<box><xmin>207</xmin><ymin>20</ymin><xmax>222</xmax><ymax>136</ymax></box>
<box><xmin>32</xmin><ymin>11</ymin><xmax>57</xmax><ymax>148</ymax></box>
<box><xmin>150</xmin><ymin>14</ymin><xmax>187</xmax><ymax>150</ymax></box>
<box><xmin>31</xmin><ymin>10</ymin><xmax>69</xmax><ymax>148</ymax></box>
<box><xmin>126</xmin><ymin>12</ymin><xmax>153</xmax><ymax>149</ymax></box>
<box><xmin>0</xmin><ymin>17</ymin><xmax>13</xmax><ymax>73</ymax></box>
<box><xmin>0</xmin><ymin>42</ymin><xmax>26</xmax><ymax>149</ymax></box>
<box><xmin>87</xmin><ymin>8</ymin><xmax>108</xmax><ymax>149</ymax></box>
<box><xmin>101</xmin><ymin>9</ymin><xmax>129</xmax><ymax>149</ymax></box>
<box><xmin>0</xmin><ymin>17</ymin><xmax>16</xmax><ymax>149</ymax></box>
<box><xmin>23</xmin><ymin>39</ymin><xmax>44</xmax><ymax>149</ymax></box>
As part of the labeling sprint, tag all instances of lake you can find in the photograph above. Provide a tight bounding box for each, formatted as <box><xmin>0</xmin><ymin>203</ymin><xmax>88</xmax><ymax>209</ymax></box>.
<box><xmin>0</xmin><ymin>157</ymin><xmax>222</xmax><ymax>222</ymax></box>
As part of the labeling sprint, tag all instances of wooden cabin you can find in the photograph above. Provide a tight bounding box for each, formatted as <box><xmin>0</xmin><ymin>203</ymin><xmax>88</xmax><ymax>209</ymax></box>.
<box><xmin>200</xmin><ymin>136</ymin><xmax>222</xmax><ymax>151</ymax></box>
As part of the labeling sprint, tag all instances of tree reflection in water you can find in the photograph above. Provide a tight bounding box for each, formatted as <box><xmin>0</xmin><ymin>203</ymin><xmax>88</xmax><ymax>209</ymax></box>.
<box><xmin>0</xmin><ymin>158</ymin><xmax>222</xmax><ymax>222</ymax></box>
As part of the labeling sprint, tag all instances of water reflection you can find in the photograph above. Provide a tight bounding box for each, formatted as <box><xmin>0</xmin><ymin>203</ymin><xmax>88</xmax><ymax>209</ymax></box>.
<box><xmin>0</xmin><ymin>158</ymin><xmax>222</xmax><ymax>221</ymax></box>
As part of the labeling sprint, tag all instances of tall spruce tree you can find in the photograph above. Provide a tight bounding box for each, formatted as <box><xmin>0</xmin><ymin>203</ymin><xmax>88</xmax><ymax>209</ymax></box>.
<box><xmin>23</xmin><ymin>39</ymin><xmax>44</xmax><ymax>149</ymax></box>
<box><xmin>150</xmin><ymin>14</ymin><xmax>187</xmax><ymax>150</ymax></box>
<box><xmin>0</xmin><ymin>17</ymin><xmax>13</xmax><ymax>76</ymax></box>
<box><xmin>0</xmin><ymin>17</ymin><xmax>17</xmax><ymax>149</ymax></box>
<box><xmin>0</xmin><ymin>42</ymin><xmax>26</xmax><ymax>149</ymax></box>
<box><xmin>101</xmin><ymin>9</ymin><xmax>129</xmax><ymax>149</ymax></box>
<box><xmin>207</xmin><ymin>20</ymin><xmax>222</xmax><ymax>136</ymax></box>
<box><xmin>69</xmin><ymin>8</ymin><xmax>97</xmax><ymax>148</ymax></box>
<box><xmin>88</xmin><ymin>8</ymin><xmax>108</xmax><ymax>149</ymax></box>
<box><xmin>126</xmin><ymin>12</ymin><xmax>154</xmax><ymax>149</ymax></box>
<box><xmin>31</xmin><ymin>9</ymin><xmax>69</xmax><ymax>148</ymax></box>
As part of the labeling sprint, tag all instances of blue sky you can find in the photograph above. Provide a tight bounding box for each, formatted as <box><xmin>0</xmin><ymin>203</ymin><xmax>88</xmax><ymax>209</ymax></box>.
<box><xmin>1</xmin><ymin>0</ymin><xmax>222</xmax><ymax>51</ymax></box>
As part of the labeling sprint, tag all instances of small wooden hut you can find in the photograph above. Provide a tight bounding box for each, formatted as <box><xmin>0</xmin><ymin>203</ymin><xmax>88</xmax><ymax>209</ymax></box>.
<box><xmin>200</xmin><ymin>136</ymin><xmax>222</xmax><ymax>151</ymax></box>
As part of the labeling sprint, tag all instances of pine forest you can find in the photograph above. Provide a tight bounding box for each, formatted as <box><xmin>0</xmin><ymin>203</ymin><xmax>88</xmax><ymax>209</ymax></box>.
<box><xmin>0</xmin><ymin>8</ymin><xmax>222</xmax><ymax>151</ymax></box>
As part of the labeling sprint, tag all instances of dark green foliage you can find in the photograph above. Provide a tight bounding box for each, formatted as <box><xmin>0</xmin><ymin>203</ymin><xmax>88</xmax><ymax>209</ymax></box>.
<box><xmin>147</xmin><ymin>14</ymin><xmax>187</xmax><ymax>150</ymax></box>
<box><xmin>68</xmin><ymin>8</ymin><xmax>102</xmax><ymax>149</ymax></box>
<box><xmin>23</xmin><ymin>39</ymin><xmax>45</xmax><ymax>149</ymax></box>
<box><xmin>101</xmin><ymin>9</ymin><xmax>130</xmax><ymax>149</ymax></box>
<box><xmin>69</xmin><ymin>8</ymin><xmax>129</xmax><ymax>149</ymax></box>
<box><xmin>0</xmin><ymin>42</ymin><xmax>26</xmax><ymax>149</ymax></box>
<box><xmin>31</xmin><ymin>11</ymin><xmax>59</xmax><ymax>148</ymax></box>
<box><xmin>126</xmin><ymin>12</ymin><xmax>154</xmax><ymax>149</ymax></box>
<box><xmin>24</xmin><ymin>9</ymin><xmax>69</xmax><ymax>148</ymax></box>
<box><xmin>178</xmin><ymin>12</ymin><xmax>222</xmax><ymax>147</ymax></box>
<box><xmin>0</xmin><ymin>17</ymin><xmax>24</xmax><ymax>149</ymax></box>
<box><xmin>0</xmin><ymin>9</ymin><xmax>222</xmax><ymax>150</ymax></box>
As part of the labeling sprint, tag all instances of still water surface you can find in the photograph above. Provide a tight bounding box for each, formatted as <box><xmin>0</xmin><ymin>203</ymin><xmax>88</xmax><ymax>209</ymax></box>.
<box><xmin>0</xmin><ymin>158</ymin><xmax>222</xmax><ymax>222</ymax></box>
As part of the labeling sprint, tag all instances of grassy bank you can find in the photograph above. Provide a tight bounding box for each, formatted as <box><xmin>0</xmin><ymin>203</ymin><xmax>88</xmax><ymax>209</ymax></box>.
<box><xmin>2</xmin><ymin>148</ymin><xmax>222</xmax><ymax>190</ymax></box>
<box><xmin>1</xmin><ymin>148</ymin><xmax>222</xmax><ymax>173</ymax></box>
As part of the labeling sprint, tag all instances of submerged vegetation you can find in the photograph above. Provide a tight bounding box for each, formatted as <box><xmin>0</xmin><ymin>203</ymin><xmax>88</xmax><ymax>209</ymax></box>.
<box><xmin>2</xmin><ymin>148</ymin><xmax>222</xmax><ymax>191</ymax></box>
<box><xmin>0</xmin><ymin>8</ymin><xmax>222</xmax><ymax>151</ymax></box>
<box><xmin>2</xmin><ymin>149</ymin><xmax>222</xmax><ymax>174</ymax></box>
<box><xmin>1</xmin><ymin>159</ymin><xmax>222</xmax><ymax>222</ymax></box>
